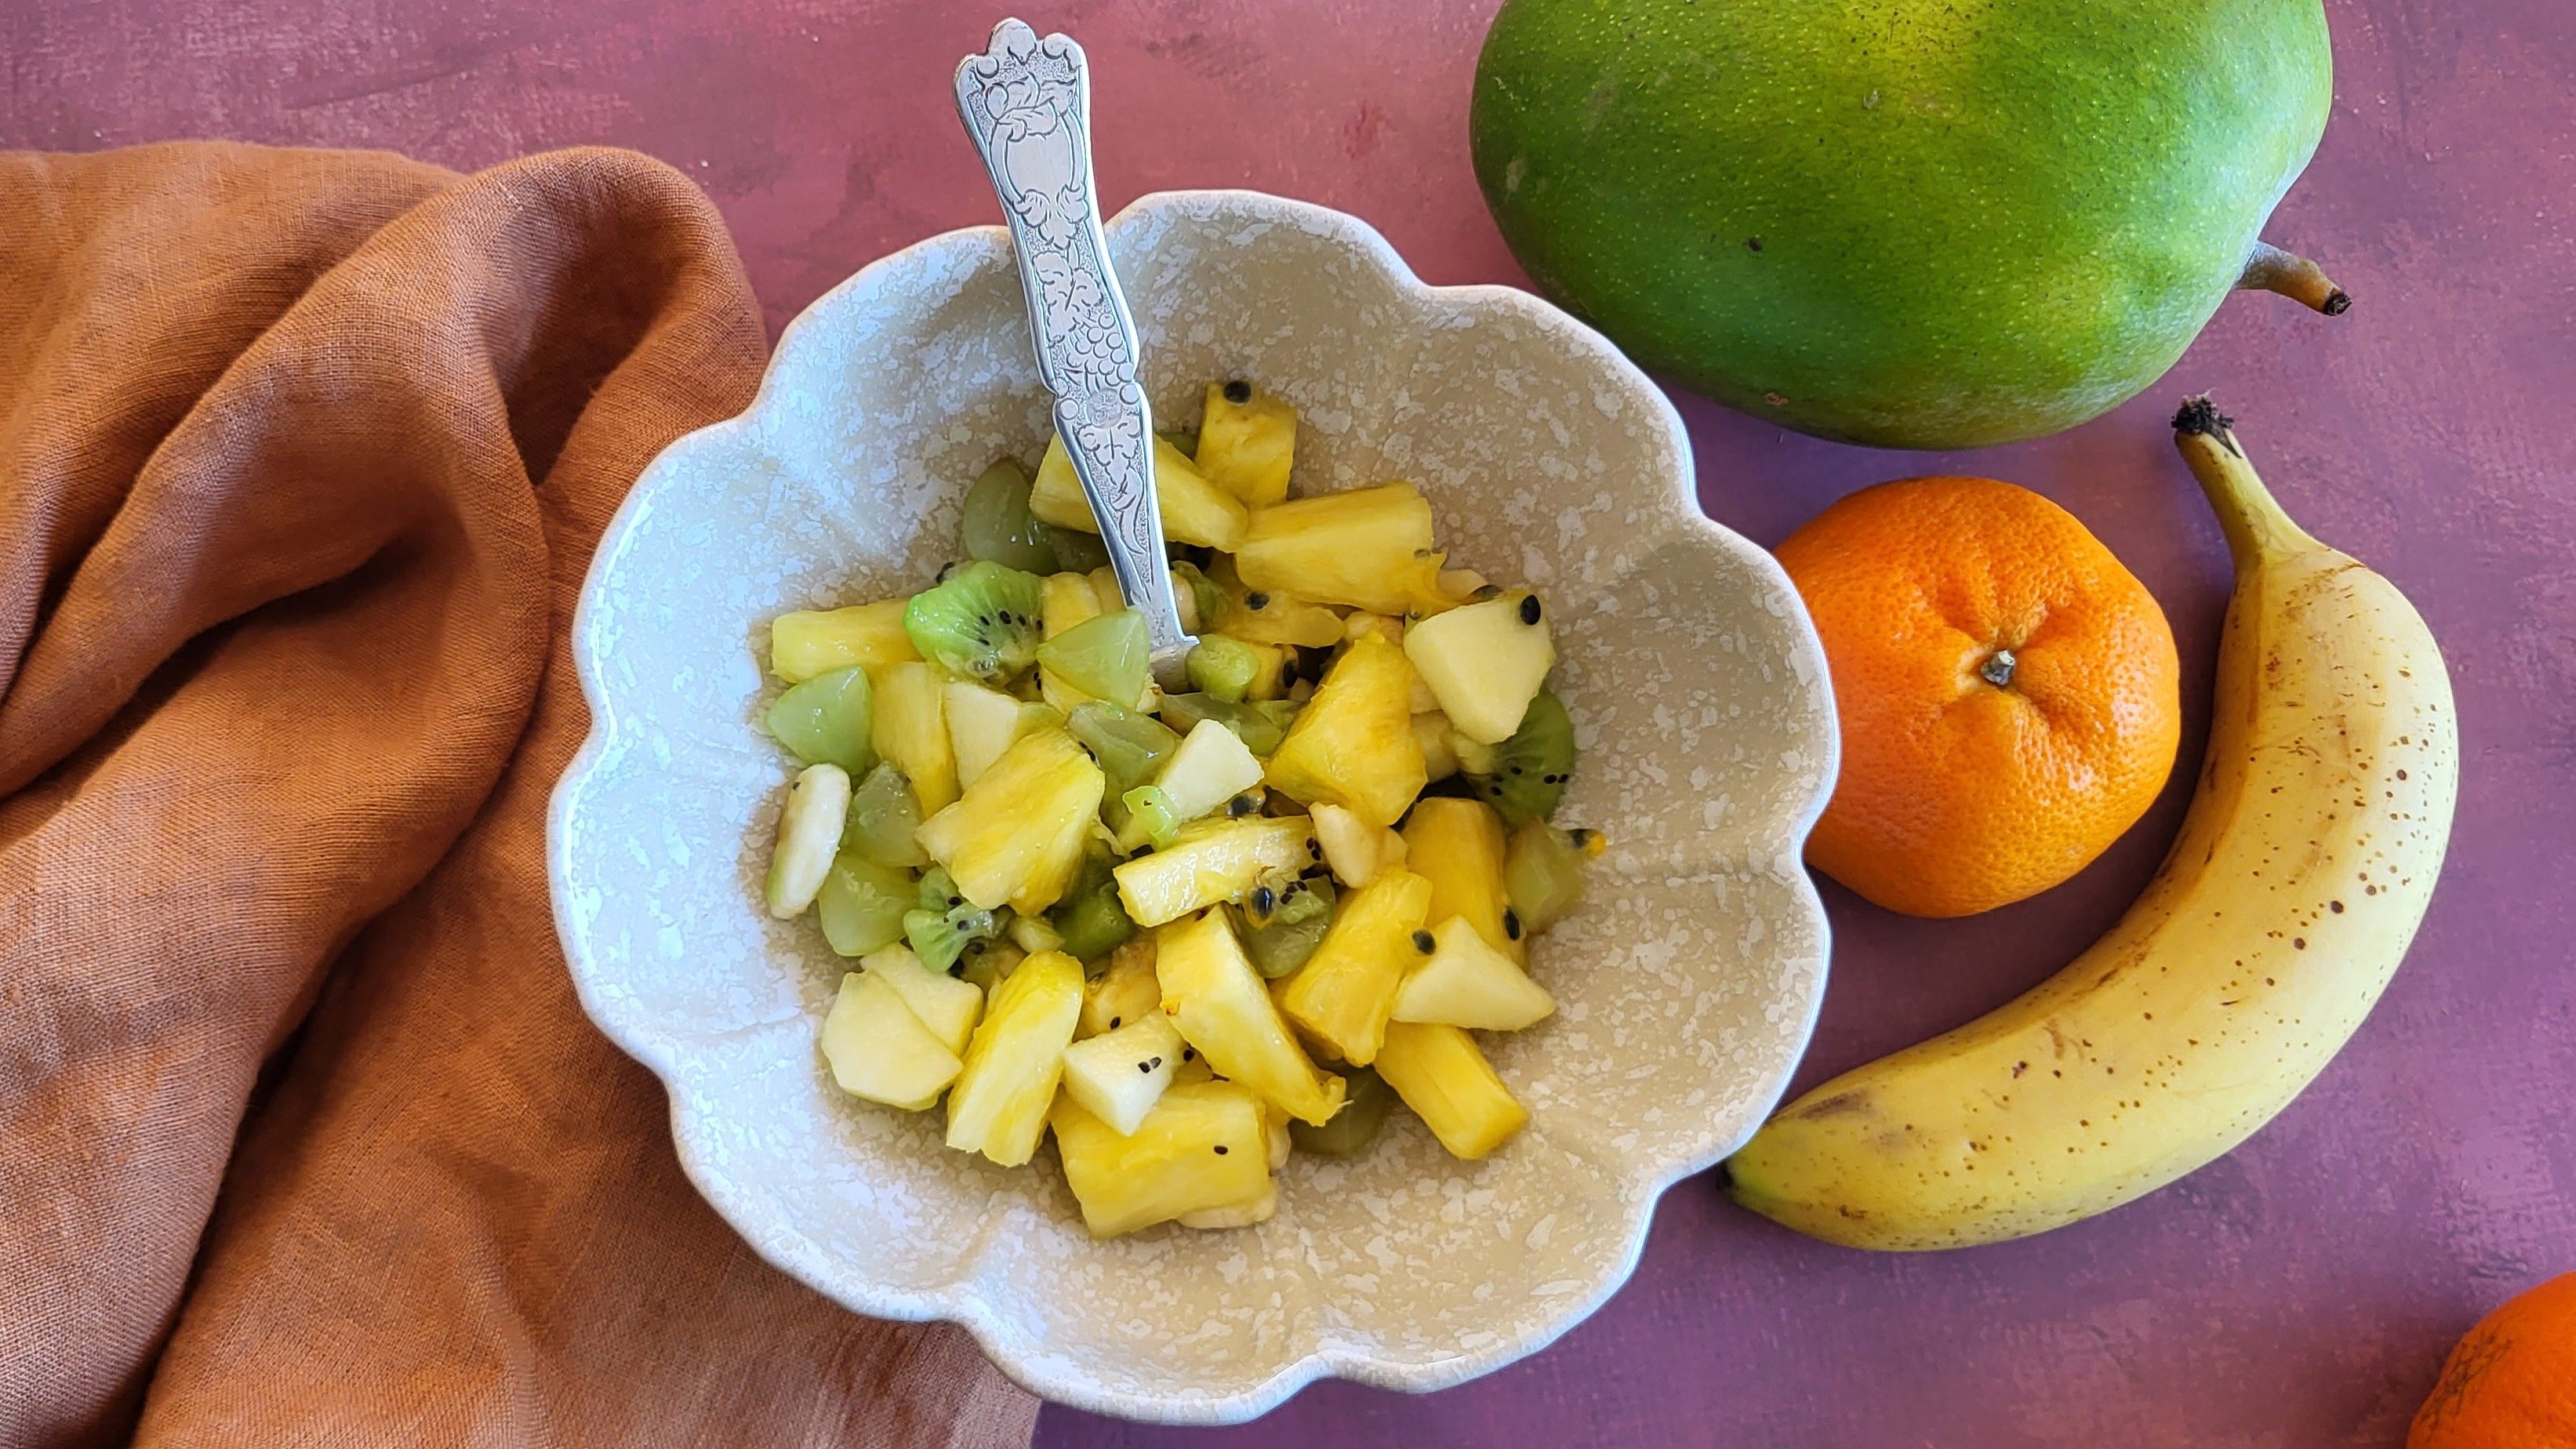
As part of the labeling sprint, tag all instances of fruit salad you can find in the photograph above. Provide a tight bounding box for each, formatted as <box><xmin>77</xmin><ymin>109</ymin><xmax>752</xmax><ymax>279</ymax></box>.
<box><xmin>758</xmin><ymin>380</ymin><xmax>1602</xmax><ymax>1237</ymax></box>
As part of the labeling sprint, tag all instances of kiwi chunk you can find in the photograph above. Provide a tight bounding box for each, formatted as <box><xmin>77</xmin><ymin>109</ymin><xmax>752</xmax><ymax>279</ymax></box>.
<box><xmin>1037</xmin><ymin>522</ymin><xmax>1110</xmax><ymax>574</ymax></box>
<box><xmin>814</xmin><ymin>851</ymin><xmax>912</xmax><ymax>957</ymax></box>
<box><xmin>764</xmin><ymin>665</ymin><xmax>872</xmax><ymax>775</ymax></box>
<box><xmin>841</xmin><ymin>762</ymin><xmax>927</xmax><ymax>868</ymax></box>
<box><xmin>957</xmin><ymin>459</ymin><xmax>1059</xmax><ymax>574</ymax></box>
<box><xmin>1156</xmin><ymin>694</ymin><xmax>1299</xmax><ymax>757</ymax></box>
<box><xmin>902</xmin><ymin>561</ymin><xmax>1045</xmax><ymax>685</ymax></box>
<box><xmin>1503</xmin><ymin>819</ymin><xmax>1602</xmax><ymax>935</ymax></box>
<box><xmin>1048</xmin><ymin>849</ymin><xmax>1136</xmax><ymax>963</ymax></box>
<box><xmin>905</xmin><ymin>866</ymin><xmax>1001</xmax><ymax>972</ymax></box>
<box><xmin>1184</xmin><ymin>634</ymin><xmax>1283</xmax><ymax>703</ymax></box>
<box><xmin>1288</xmin><ymin>1065</ymin><xmax>1393</xmax><ymax>1157</ymax></box>
<box><xmin>1466</xmin><ymin>688</ymin><xmax>1575</xmax><ymax>826</ymax></box>
<box><xmin>1035</xmin><ymin>608</ymin><xmax>1150</xmax><ymax>708</ymax></box>
<box><xmin>1119</xmin><ymin>786</ymin><xmax>1183</xmax><ymax>852</ymax></box>
<box><xmin>1066</xmin><ymin>701</ymin><xmax>1181</xmax><ymax>795</ymax></box>
<box><xmin>1237</xmin><ymin>875</ymin><xmax>1335</xmax><ymax>978</ymax></box>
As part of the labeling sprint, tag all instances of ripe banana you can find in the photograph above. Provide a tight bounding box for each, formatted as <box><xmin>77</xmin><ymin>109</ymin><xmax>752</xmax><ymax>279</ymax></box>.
<box><xmin>1724</xmin><ymin>399</ymin><xmax>2458</xmax><ymax>1250</ymax></box>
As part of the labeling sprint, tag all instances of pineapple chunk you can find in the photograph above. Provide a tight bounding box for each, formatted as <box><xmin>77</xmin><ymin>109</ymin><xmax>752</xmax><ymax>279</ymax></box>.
<box><xmin>1403</xmin><ymin>590</ymin><xmax>1556</xmax><ymax>743</ymax></box>
<box><xmin>1263</xmin><ymin>1102</ymin><xmax>1293</xmax><ymax>1172</ymax></box>
<box><xmin>1112</xmin><ymin>814</ymin><xmax>1316</xmax><ymax>928</ymax></box>
<box><xmin>917</xmin><ymin>728</ymin><xmax>1105</xmax><ymax>912</ymax></box>
<box><xmin>1437</xmin><ymin>567</ymin><xmax>1488</xmax><ymax>599</ymax></box>
<box><xmin>1415</xmin><ymin>713</ymin><xmax>1460</xmax><ymax>782</ymax></box>
<box><xmin>1390</xmin><ymin>916</ymin><xmax>1555</xmax><ymax>1031</ymax></box>
<box><xmin>1032</xmin><ymin>434</ymin><xmax>1248</xmax><ymax>552</ymax></box>
<box><xmin>1235</xmin><ymin>482</ymin><xmax>1444</xmax><ymax>615</ymax></box>
<box><xmin>874</xmin><ymin>661</ymin><xmax>959</xmax><ymax>815</ymax></box>
<box><xmin>1205</xmin><ymin>561</ymin><xmax>1346</xmax><ymax>648</ymax></box>
<box><xmin>765</xmin><ymin>763</ymin><xmax>852</xmax><ymax>919</ymax></box>
<box><xmin>1310</xmin><ymin>801</ymin><xmax>1408</xmax><ymax>888</ymax></box>
<box><xmin>1175</xmin><ymin>1179</ymin><xmax>1277</xmax><ymax>1229</ymax></box>
<box><xmin>819</xmin><ymin>971</ymin><xmax>961</xmax><ymax>1111</ymax></box>
<box><xmin>1079</xmin><ymin>937</ymin><xmax>1161</xmax><ymax>1038</ymax></box>
<box><xmin>1060</xmin><ymin>1012</ymin><xmax>1187</xmax><ymax>1135</ymax></box>
<box><xmin>1376</xmin><ymin>1020</ymin><xmax>1528</xmax><ymax>1160</ymax></box>
<box><xmin>1048</xmin><ymin>1080</ymin><xmax>1272</xmax><ymax>1237</ymax></box>
<box><xmin>1194</xmin><ymin>381</ymin><xmax>1295</xmax><ymax>507</ymax></box>
<box><xmin>944</xmin><ymin>948</ymin><xmax>1083</xmax><ymax>1165</ymax></box>
<box><xmin>1038</xmin><ymin>572</ymin><xmax>1108</xmax><ymax>710</ymax></box>
<box><xmin>944</xmin><ymin>681</ymin><xmax>1026</xmax><ymax>789</ymax></box>
<box><xmin>1401</xmin><ymin>797</ymin><xmax>1522</xmax><ymax>963</ymax></box>
<box><xmin>1277</xmin><ymin>867</ymin><xmax>1433</xmax><ymax>1066</ymax></box>
<box><xmin>1154</xmin><ymin>719</ymin><xmax>1267</xmax><ymax>823</ymax></box>
<box><xmin>1041</xmin><ymin>571</ymin><xmax>1105</xmax><ymax>638</ymax></box>
<box><xmin>1263</xmin><ymin>634</ymin><xmax>1426</xmax><ymax>828</ymax></box>
<box><xmin>859</xmin><ymin>944</ymin><xmax>986</xmax><ymax>1055</ymax></box>
<box><xmin>1154</xmin><ymin>910</ymin><xmax>1346</xmax><ymax>1125</ymax></box>
<box><xmin>769</xmin><ymin>600</ymin><xmax>921</xmax><ymax>685</ymax></box>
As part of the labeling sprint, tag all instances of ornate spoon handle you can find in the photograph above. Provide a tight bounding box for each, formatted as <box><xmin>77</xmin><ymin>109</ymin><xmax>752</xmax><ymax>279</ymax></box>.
<box><xmin>955</xmin><ymin>19</ymin><xmax>1195</xmax><ymax>688</ymax></box>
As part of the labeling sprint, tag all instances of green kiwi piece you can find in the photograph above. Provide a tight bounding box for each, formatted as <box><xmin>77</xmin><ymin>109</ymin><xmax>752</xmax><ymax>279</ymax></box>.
<box><xmin>1155</xmin><ymin>694</ymin><xmax>1299</xmax><ymax>757</ymax></box>
<box><xmin>1467</xmin><ymin>688</ymin><xmax>1575</xmax><ymax>826</ymax></box>
<box><xmin>1066</xmin><ymin>701</ymin><xmax>1180</xmax><ymax>795</ymax></box>
<box><xmin>1238</xmin><ymin>876</ymin><xmax>1335</xmax><ymax>979</ymax></box>
<box><xmin>957</xmin><ymin>459</ymin><xmax>1059</xmax><ymax>574</ymax></box>
<box><xmin>841</xmin><ymin>762</ymin><xmax>926</xmax><ymax>868</ymax></box>
<box><xmin>1048</xmin><ymin>849</ymin><xmax>1135</xmax><ymax>964</ymax></box>
<box><xmin>902</xmin><ymin>561</ymin><xmax>1045</xmax><ymax>685</ymax></box>
<box><xmin>1168</xmin><ymin>561</ymin><xmax>1227</xmax><ymax>634</ymax></box>
<box><xmin>1502</xmin><ymin>819</ymin><xmax>1597</xmax><ymax>935</ymax></box>
<box><xmin>1184</xmin><ymin>635</ymin><xmax>1263</xmax><ymax>703</ymax></box>
<box><xmin>906</xmin><ymin>866</ymin><xmax>1000</xmax><ymax>973</ymax></box>
<box><xmin>1118</xmin><ymin>786</ymin><xmax>1182</xmax><ymax>852</ymax></box>
<box><xmin>1288</xmin><ymin>1065</ymin><xmax>1393</xmax><ymax>1156</ymax></box>
<box><xmin>1035</xmin><ymin>608</ymin><xmax>1150</xmax><ymax>707</ymax></box>
<box><xmin>764</xmin><ymin>665</ymin><xmax>872</xmax><ymax>775</ymax></box>
<box><xmin>814</xmin><ymin>852</ymin><xmax>912</xmax><ymax>957</ymax></box>
<box><xmin>1036</xmin><ymin>521</ymin><xmax>1109</xmax><ymax>574</ymax></box>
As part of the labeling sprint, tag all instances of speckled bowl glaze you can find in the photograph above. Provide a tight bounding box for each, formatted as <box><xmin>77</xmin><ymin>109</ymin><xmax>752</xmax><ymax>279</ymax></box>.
<box><xmin>547</xmin><ymin>191</ymin><xmax>1837</xmax><ymax>1423</ymax></box>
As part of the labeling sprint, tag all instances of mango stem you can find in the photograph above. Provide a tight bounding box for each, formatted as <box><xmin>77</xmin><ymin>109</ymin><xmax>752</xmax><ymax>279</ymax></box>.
<box><xmin>2236</xmin><ymin>242</ymin><xmax>2351</xmax><ymax>315</ymax></box>
<box><xmin>2172</xmin><ymin>397</ymin><xmax>2320</xmax><ymax>566</ymax></box>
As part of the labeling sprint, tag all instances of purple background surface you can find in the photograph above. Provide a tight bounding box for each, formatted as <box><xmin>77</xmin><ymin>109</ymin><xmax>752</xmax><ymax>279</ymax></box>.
<box><xmin>9</xmin><ymin>2</ymin><xmax>2571</xmax><ymax>1444</ymax></box>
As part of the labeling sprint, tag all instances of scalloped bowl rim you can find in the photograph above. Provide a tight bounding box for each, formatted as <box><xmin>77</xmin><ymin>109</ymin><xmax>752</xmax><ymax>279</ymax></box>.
<box><xmin>547</xmin><ymin>188</ymin><xmax>1837</xmax><ymax>1423</ymax></box>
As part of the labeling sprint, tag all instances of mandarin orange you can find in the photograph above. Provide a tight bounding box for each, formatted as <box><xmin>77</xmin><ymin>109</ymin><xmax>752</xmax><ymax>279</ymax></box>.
<box><xmin>2411</xmin><ymin>1273</ymin><xmax>2576</xmax><ymax>1449</ymax></box>
<box><xmin>1775</xmin><ymin>476</ymin><xmax>2180</xmax><ymax>917</ymax></box>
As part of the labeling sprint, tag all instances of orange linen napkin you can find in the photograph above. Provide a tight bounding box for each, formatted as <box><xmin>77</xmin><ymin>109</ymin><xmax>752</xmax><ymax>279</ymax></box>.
<box><xmin>0</xmin><ymin>143</ymin><xmax>1037</xmax><ymax>1448</ymax></box>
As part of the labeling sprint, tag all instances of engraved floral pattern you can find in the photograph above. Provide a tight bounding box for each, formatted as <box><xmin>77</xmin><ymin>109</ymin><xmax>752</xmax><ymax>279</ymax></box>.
<box><xmin>957</xmin><ymin>20</ymin><xmax>1179</xmax><ymax>659</ymax></box>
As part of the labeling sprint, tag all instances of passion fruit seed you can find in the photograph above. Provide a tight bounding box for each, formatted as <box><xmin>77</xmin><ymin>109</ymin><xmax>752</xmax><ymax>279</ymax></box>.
<box><xmin>1412</xmin><ymin>929</ymin><xmax>1437</xmax><ymax>953</ymax></box>
<box><xmin>1223</xmin><ymin>380</ymin><xmax>1252</xmax><ymax>405</ymax></box>
<box><xmin>1519</xmin><ymin>594</ymin><xmax>1543</xmax><ymax>625</ymax></box>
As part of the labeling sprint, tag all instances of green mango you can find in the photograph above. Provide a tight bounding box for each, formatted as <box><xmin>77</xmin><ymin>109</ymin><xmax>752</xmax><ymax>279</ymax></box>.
<box><xmin>1471</xmin><ymin>0</ymin><xmax>2341</xmax><ymax>449</ymax></box>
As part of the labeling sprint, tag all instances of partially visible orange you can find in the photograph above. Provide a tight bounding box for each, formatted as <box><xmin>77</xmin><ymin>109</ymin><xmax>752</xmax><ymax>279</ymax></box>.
<box><xmin>2411</xmin><ymin>1273</ymin><xmax>2576</xmax><ymax>1449</ymax></box>
<box><xmin>1775</xmin><ymin>476</ymin><xmax>2179</xmax><ymax>918</ymax></box>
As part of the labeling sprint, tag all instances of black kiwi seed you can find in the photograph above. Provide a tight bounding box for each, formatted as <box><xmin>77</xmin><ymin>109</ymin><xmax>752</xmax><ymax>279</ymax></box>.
<box><xmin>1223</xmin><ymin>380</ymin><xmax>1252</xmax><ymax>405</ymax></box>
<box><xmin>1412</xmin><ymin>929</ymin><xmax>1437</xmax><ymax>954</ymax></box>
<box><xmin>1503</xmin><ymin>908</ymin><xmax>1524</xmax><ymax>940</ymax></box>
<box><xmin>1109</xmin><ymin>1016</ymin><xmax>1122</xmax><ymax>1029</ymax></box>
<box><xmin>1183</xmin><ymin>1048</ymin><xmax>1196</xmax><ymax>1062</ymax></box>
<box><xmin>1519</xmin><ymin>594</ymin><xmax>1543</xmax><ymax>625</ymax></box>
<box><xmin>1244</xmin><ymin>590</ymin><xmax>1271</xmax><ymax>610</ymax></box>
<box><xmin>1251</xmin><ymin>885</ymin><xmax>1277</xmax><ymax>915</ymax></box>
<box><xmin>1213</xmin><ymin>1144</ymin><xmax>1229</xmax><ymax>1154</ymax></box>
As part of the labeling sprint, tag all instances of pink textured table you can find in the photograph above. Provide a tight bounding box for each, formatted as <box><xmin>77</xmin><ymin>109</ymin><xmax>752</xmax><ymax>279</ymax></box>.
<box><xmin>10</xmin><ymin>2</ymin><xmax>2569</xmax><ymax>1442</ymax></box>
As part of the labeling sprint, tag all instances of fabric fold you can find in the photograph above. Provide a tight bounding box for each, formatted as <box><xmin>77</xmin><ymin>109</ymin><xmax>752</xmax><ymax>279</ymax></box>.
<box><xmin>0</xmin><ymin>141</ymin><xmax>1035</xmax><ymax>1449</ymax></box>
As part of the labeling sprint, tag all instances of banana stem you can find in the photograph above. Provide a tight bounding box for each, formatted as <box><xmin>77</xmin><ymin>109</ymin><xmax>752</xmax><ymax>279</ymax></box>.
<box><xmin>2237</xmin><ymin>242</ymin><xmax>2351</xmax><ymax>315</ymax></box>
<box><xmin>2172</xmin><ymin>397</ymin><xmax>2320</xmax><ymax>565</ymax></box>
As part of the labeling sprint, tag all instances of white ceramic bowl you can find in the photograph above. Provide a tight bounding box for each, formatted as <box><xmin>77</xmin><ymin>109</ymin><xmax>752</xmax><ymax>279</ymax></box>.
<box><xmin>548</xmin><ymin>190</ymin><xmax>1836</xmax><ymax>1423</ymax></box>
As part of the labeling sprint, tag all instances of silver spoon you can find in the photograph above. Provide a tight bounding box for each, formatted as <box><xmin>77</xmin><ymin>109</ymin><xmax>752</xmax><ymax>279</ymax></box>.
<box><xmin>956</xmin><ymin>18</ymin><xmax>1197</xmax><ymax>692</ymax></box>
